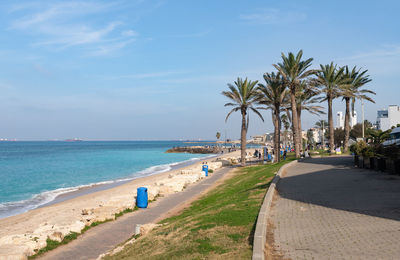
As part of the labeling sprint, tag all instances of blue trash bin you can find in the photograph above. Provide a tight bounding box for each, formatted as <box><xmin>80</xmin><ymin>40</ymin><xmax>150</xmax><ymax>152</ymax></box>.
<box><xmin>267</xmin><ymin>154</ymin><xmax>272</xmax><ymax>161</ymax></box>
<box><xmin>202</xmin><ymin>164</ymin><xmax>208</xmax><ymax>177</ymax></box>
<box><xmin>137</xmin><ymin>187</ymin><xmax>148</xmax><ymax>208</ymax></box>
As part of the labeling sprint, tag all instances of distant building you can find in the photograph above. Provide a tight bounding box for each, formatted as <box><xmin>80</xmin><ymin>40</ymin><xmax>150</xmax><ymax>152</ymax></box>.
<box><xmin>307</xmin><ymin>128</ymin><xmax>320</xmax><ymax>143</ymax></box>
<box><xmin>337</xmin><ymin>111</ymin><xmax>357</xmax><ymax>129</ymax></box>
<box><xmin>350</xmin><ymin>111</ymin><xmax>357</xmax><ymax>127</ymax></box>
<box><xmin>337</xmin><ymin>112</ymin><xmax>344</xmax><ymax>129</ymax></box>
<box><xmin>383</xmin><ymin>127</ymin><xmax>400</xmax><ymax>146</ymax></box>
<box><xmin>264</xmin><ymin>133</ymin><xmax>274</xmax><ymax>142</ymax></box>
<box><xmin>307</xmin><ymin>127</ymin><xmax>325</xmax><ymax>144</ymax></box>
<box><xmin>250</xmin><ymin>135</ymin><xmax>265</xmax><ymax>143</ymax></box>
<box><xmin>376</xmin><ymin>105</ymin><xmax>400</xmax><ymax>131</ymax></box>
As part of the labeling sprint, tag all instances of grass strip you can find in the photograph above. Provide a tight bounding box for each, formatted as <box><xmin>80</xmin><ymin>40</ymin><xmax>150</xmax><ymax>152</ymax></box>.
<box><xmin>105</xmin><ymin>157</ymin><xmax>295</xmax><ymax>260</ymax></box>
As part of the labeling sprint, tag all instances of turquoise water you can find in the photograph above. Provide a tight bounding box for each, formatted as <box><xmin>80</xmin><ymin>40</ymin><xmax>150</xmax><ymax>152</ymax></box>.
<box><xmin>0</xmin><ymin>141</ymin><xmax>213</xmax><ymax>218</ymax></box>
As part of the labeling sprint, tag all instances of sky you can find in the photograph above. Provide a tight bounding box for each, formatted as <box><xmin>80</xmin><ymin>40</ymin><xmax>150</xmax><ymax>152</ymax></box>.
<box><xmin>0</xmin><ymin>0</ymin><xmax>399</xmax><ymax>140</ymax></box>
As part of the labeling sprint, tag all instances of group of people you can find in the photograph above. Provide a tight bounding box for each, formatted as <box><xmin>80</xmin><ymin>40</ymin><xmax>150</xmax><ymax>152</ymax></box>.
<box><xmin>253</xmin><ymin>149</ymin><xmax>262</xmax><ymax>159</ymax></box>
<box><xmin>252</xmin><ymin>148</ymin><xmax>288</xmax><ymax>161</ymax></box>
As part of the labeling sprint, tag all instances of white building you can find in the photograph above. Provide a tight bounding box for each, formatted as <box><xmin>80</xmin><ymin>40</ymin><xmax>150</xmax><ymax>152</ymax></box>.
<box><xmin>337</xmin><ymin>112</ymin><xmax>344</xmax><ymax>129</ymax></box>
<box><xmin>350</xmin><ymin>111</ymin><xmax>357</xmax><ymax>127</ymax></box>
<box><xmin>377</xmin><ymin>105</ymin><xmax>400</xmax><ymax>131</ymax></box>
<box><xmin>337</xmin><ymin>111</ymin><xmax>357</xmax><ymax>129</ymax></box>
<box><xmin>307</xmin><ymin>128</ymin><xmax>320</xmax><ymax>143</ymax></box>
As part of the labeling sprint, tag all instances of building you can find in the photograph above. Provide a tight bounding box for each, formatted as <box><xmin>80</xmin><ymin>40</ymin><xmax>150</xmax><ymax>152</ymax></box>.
<box><xmin>350</xmin><ymin>111</ymin><xmax>357</xmax><ymax>127</ymax></box>
<box><xmin>307</xmin><ymin>128</ymin><xmax>320</xmax><ymax>143</ymax></box>
<box><xmin>376</xmin><ymin>105</ymin><xmax>400</xmax><ymax>131</ymax></box>
<box><xmin>250</xmin><ymin>135</ymin><xmax>265</xmax><ymax>143</ymax></box>
<box><xmin>337</xmin><ymin>112</ymin><xmax>344</xmax><ymax>129</ymax></box>
<box><xmin>382</xmin><ymin>127</ymin><xmax>400</xmax><ymax>146</ymax></box>
<box><xmin>337</xmin><ymin>111</ymin><xmax>357</xmax><ymax>129</ymax></box>
<box><xmin>307</xmin><ymin>127</ymin><xmax>326</xmax><ymax>144</ymax></box>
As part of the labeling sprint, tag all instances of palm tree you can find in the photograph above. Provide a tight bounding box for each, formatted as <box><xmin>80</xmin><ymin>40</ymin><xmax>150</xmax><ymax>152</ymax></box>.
<box><xmin>366</xmin><ymin>128</ymin><xmax>390</xmax><ymax>146</ymax></box>
<box><xmin>281</xmin><ymin>114</ymin><xmax>291</xmax><ymax>149</ymax></box>
<box><xmin>315</xmin><ymin>119</ymin><xmax>328</xmax><ymax>148</ymax></box>
<box><xmin>313</xmin><ymin>63</ymin><xmax>349</xmax><ymax>153</ymax></box>
<box><xmin>257</xmin><ymin>72</ymin><xmax>288</xmax><ymax>162</ymax></box>
<box><xmin>342</xmin><ymin>66</ymin><xmax>374</xmax><ymax>152</ymax></box>
<box><xmin>222</xmin><ymin>78</ymin><xmax>264</xmax><ymax>166</ymax></box>
<box><xmin>273</xmin><ymin>50</ymin><xmax>315</xmax><ymax>158</ymax></box>
<box><xmin>315</xmin><ymin>120</ymin><xmax>328</xmax><ymax>129</ymax></box>
<box><xmin>307</xmin><ymin>130</ymin><xmax>315</xmax><ymax>149</ymax></box>
<box><xmin>296</xmin><ymin>81</ymin><xmax>325</xmax><ymax>149</ymax></box>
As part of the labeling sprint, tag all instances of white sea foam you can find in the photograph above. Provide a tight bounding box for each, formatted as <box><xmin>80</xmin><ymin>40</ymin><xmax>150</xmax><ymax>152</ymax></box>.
<box><xmin>0</xmin><ymin>155</ymin><xmax>213</xmax><ymax>219</ymax></box>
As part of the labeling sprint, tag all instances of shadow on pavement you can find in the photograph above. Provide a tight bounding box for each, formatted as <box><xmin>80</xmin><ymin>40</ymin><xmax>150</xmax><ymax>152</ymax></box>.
<box><xmin>276</xmin><ymin>156</ymin><xmax>400</xmax><ymax>222</ymax></box>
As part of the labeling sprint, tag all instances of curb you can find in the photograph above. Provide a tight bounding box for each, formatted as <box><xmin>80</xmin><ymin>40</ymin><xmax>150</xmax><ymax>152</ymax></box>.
<box><xmin>252</xmin><ymin>160</ymin><xmax>298</xmax><ymax>260</ymax></box>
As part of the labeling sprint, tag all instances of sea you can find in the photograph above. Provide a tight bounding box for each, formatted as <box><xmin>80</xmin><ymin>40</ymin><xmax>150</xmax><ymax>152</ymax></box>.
<box><xmin>0</xmin><ymin>141</ymin><xmax>215</xmax><ymax>219</ymax></box>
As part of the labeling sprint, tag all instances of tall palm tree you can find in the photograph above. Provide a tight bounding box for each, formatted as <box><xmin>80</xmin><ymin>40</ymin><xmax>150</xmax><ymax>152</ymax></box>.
<box><xmin>281</xmin><ymin>114</ymin><xmax>291</xmax><ymax>149</ymax></box>
<box><xmin>315</xmin><ymin>119</ymin><xmax>328</xmax><ymax>147</ymax></box>
<box><xmin>315</xmin><ymin>120</ymin><xmax>328</xmax><ymax>129</ymax></box>
<box><xmin>222</xmin><ymin>78</ymin><xmax>264</xmax><ymax>166</ymax></box>
<box><xmin>366</xmin><ymin>128</ymin><xmax>390</xmax><ymax>145</ymax></box>
<box><xmin>257</xmin><ymin>72</ymin><xmax>288</xmax><ymax>162</ymax></box>
<box><xmin>342</xmin><ymin>66</ymin><xmax>374</xmax><ymax>152</ymax></box>
<box><xmin>296</xmin><ymin>81</ymin><xmax>325</xmax><ymax>149</ymax></box>
<box><xmin>273</xmin><ymin>50</ymin><xmax>315</xmax><ymax>158</ymax></box>
<box><xmin>313</xmin><ymin>63</ymin><xmax>349</xmax><ymax>153</ymax></box>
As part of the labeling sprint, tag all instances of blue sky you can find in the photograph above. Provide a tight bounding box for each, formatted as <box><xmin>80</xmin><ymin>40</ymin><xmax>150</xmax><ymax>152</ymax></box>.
<box><xmin>0</xmin><ymin>0</ymin><xmax>399</xmax><ymax>140</ymax></box>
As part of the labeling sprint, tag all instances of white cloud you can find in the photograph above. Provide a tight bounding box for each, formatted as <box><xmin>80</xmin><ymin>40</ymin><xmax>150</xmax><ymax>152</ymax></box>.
<box><xmin>121</xmin><ymin>30</ymin><xmax>138</xmax><ymax>37</ymax></box>
<box><xmin>90</xmin><ymin>39</ymin><xmax>136</xmax><ymax>56</ymax></box>
<box><xmin>240</xmin><ymin>8</ymin><xmax>306</xmax><ymax>25</ymax></box>
<box><xmin>338</xmin><ymin>45</ymin><xmax>400</xmax><ymax>61</ymax></box>
<box><xmin>8</xmin><ymin>1</ymin><xmax>137</xmax><ymax>55</ymax></box>
<box><xmin>337</xmin><ymin>45</ymin><xmax>400</xmax><ymax>75</ymax></box>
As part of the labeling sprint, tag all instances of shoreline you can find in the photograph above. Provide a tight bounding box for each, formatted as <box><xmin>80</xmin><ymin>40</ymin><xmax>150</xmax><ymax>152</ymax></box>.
<box><xmin>41</xmin><ymin>154</ymin><xmax>217</xmax><ymax>208</ymax></box>
<box><xmin>0</xmin><ymin>150</ymin><xmax>246</xmax><ymax>258</ymax></box>
<box><xmin>0</xmin><ymin>154</ymin><xmax>216</xmax><ymax>219</ymax></box>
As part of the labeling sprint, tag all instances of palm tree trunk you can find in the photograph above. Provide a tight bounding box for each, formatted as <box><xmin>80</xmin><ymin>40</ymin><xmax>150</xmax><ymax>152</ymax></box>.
<box><xmin>344</xmin><ymin>98</ymin><xmax>350</xmax><ymax>152</ymax></box>
<box><xmin>328</xmin><ymin>97</ymin><xmax>335</xmax><ymax>153</ymax></box>
<box><xmin>274</xmin><ymin>106</ymin><xmax>281</xmax><ymax>162</ymax></box>
<box><xmin>290</xmin><ymin>88</ymin><xmax>301</xmax><ymax>158</ymax></box>
<box><xmin>297</xmin><ymin>108</ymin><xmax>302</xmax><ymax>151</ymax></box>
<box><xmin>241</xmin><ymin>109</ymin><xmax>247</xmax><ymax>166</ymax></box>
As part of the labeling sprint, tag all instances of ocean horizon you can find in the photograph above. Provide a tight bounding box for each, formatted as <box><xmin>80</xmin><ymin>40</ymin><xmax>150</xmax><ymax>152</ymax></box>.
<box><xmin>0</xmin><ymin>141</ymin><xmax>215</xmax><ymax>219</ymax></box>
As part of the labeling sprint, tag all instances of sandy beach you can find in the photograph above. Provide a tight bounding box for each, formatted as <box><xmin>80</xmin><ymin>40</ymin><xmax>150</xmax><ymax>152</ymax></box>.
<box><xmin>0</xmin><ymin>149</ymin><xmax>252</xmax><ymax>259</ymax></box>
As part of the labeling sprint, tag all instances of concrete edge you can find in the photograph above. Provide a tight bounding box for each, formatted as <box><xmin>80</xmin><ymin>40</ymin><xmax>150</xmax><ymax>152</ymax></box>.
<box><xmin>252</xmin><ymin>160</ymin><xmax>298</xmax><ymax>260</ymax></box>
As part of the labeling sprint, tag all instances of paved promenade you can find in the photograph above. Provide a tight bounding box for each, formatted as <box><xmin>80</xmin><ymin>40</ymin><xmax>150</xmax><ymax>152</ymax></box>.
<box><xmin>39</xmin><ymin>166</ymin><xmax>232</xmax><ymax>260</ymax></box>
<box><xmin>268</xmin><ymin>156</ymin><xmax>400</xmax><ymax>260</ymax></box>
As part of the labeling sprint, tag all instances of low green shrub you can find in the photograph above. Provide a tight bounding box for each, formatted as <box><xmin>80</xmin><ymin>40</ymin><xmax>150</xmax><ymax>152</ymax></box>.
<box><xmin>361</xmin><ymin>146</ymin><xmax>375</xmax><ymax>157</ymax></box>
<box><xmin>350</xmin><ymin>140</ymin><xmax>368</xmax><ymax>156</ymax></box>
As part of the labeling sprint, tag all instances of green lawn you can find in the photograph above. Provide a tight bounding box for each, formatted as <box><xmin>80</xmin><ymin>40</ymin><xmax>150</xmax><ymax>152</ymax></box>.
<box><xmin>311</xmin><ymin>149</ymin><xmax>350</xmax><ymax>157</ymax></box>
<box><xmin>105</xmin><ymin>157</ymin><xmax>295</xmax><ymax>260</ymax></box>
